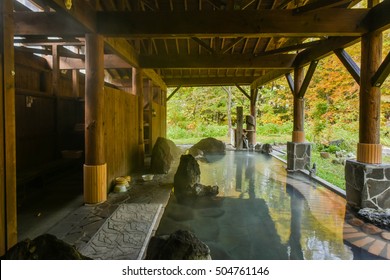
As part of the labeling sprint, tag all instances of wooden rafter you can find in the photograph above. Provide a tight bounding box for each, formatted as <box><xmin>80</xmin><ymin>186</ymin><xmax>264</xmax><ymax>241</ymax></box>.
<box><xmin>191</xmin><ymin>37</ymin><xmax>215</xmax><ymax>54</ymax></box>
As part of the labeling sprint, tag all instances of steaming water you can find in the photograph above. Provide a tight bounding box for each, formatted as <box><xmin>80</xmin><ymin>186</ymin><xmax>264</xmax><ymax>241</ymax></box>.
<box><xmin>156</xmin><ymin>151</ymin><xmax>373</xmax><ymax>259</ymax></box>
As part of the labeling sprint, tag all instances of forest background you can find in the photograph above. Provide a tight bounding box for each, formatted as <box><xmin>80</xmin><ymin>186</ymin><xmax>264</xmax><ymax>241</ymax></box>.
<box><xmin>166</xmin><ymin>31</ymin><xmax>390</xmax><ymax>189</ymax></box>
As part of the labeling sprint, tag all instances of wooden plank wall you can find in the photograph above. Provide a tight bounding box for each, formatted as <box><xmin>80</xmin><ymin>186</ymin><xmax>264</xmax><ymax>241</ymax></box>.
<box><xmin>151</xmin><ymin>101</ymin><xmax>166</xmax><ymax>147</ymax></box>
<box><xmin>14</xmin><ymin>51</ymin><xmax>166</xmax><ymax>194</ymax></box>
<box><xmin>14</xmin><ymin>51</ymin><xmax>85</xmax><ymax>171</ymax></box>
<box><xmin>104</xmin><ymin>87</ymin><xmax>139</xmax><ymax>190</ymax></box>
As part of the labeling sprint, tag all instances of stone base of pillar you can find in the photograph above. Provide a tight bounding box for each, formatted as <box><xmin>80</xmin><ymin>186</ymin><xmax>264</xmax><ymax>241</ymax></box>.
<box><xmin>345</xmin><ymin>160</ymin><xmax>390</xmax><ymax>210</ymax></box>
<box><xmin>287</xmin><ymin>142</ymin><xmax>311</xmax><ymax>171</ymax></box>
<box><xmin>84</xmin><ymin>163</ymin><xmax>107</xmax><ymax>204</ymax></box>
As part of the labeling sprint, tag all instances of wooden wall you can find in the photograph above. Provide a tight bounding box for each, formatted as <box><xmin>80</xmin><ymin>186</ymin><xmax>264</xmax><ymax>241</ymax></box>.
<box><xmin>104</xmin><ymin>87</ymin><xmax>139</xmax><ymax>190</ymax></box>
<box><xmin>15</xmin><ymin>51</ymin><xmax>85</xmax><ymax>171</ymax></box>
<box><xmin>152</xmin><ymin>101</ymin><xmax>166</xmax><ymax>148</ymax></box>
<box><xmin>14</xmin><ymin>50</ymin><xmax>167</xmax><ymax>193</ymax></box>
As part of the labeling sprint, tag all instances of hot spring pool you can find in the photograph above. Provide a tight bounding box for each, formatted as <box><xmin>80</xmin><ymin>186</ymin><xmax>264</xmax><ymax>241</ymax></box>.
<box><xmin>156</xmin><ymin>150</ymin><xmax>380</xmax><ymax>260</ymax></box>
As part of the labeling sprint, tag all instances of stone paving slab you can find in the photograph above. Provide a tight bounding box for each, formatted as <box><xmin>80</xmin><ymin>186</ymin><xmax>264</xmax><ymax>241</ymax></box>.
<box><xmin>79</xmin><ymin>203</ymin><xmax>162</xmax><ymax>260</ymax></box>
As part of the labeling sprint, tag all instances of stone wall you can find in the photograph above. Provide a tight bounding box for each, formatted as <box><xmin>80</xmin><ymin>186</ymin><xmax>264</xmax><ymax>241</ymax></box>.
<box><xmin>345</xmin><ymin>160</ymin><xmax>390</xmax><ymax>210</ymax></box>
<box><xmin>287</xmin><ymin>142</ymin><xmax>311</xmax><ymax>171</ymax></box>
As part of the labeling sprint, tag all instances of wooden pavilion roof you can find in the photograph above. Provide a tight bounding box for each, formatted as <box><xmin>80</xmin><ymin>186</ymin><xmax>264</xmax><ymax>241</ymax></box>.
<box><xmin>12</xmin><ymin>0</ymin><xmax>390</xmax><ymax>89</ymax></box>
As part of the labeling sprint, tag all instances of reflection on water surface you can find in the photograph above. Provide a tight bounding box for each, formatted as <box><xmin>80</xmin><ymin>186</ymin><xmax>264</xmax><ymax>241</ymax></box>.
<box><xmin>157</xmin><ymin>151</ymin><xmax>376</xmax><ymax>260</ymax></box>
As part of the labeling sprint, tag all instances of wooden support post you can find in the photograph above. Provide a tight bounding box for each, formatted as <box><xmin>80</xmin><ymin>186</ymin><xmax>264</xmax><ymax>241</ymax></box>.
<box><xmin>162</xmin><ymin>88</ymin><xmax>167</xmax><ymax>138</ymax></box>
<box><xmin>0</xmin><ymin>0</ymin><xmax>17</xmax><ymax>255</ymax></box>
<box><xmin>84</xmin><ymin>33</ymin><xmax>106</xmax><ymax>204</ymax></box>
<box><xmin>357</xmin><ymin>1</ymin><xmax>382</xmax><ymax>164</ymax></box>
<box><xmin>248</xmin><ymin>86</ymin><xmax>258</xmax><ymax>145</ymax></box>
<box><xmin>72</xmin><ymin>69</ymin><xmax>80</xmax><ymax>98</ymax></box>
<box><xmin>132</xmin><ymin>67</ymin><xmax>144</xmax><ymax>169</ymax></box>
<box><xmin>144</xmin><ymin>79</ymin><xmax>153</xmax><ymax>154</ymax></box>
<box><xmin>292</xmin><ymin>67</ymin><xmax>305</xmax><ymax>143</ymax></box>
<box><xmin>52</xmin><ymin>44</ymin><xmax>61</xmax><ymax>155</ymax></box>
<box><xmin>236</xmin><ymin>106</ymin><xmax>243</xmax><ymax>150</ymax></box>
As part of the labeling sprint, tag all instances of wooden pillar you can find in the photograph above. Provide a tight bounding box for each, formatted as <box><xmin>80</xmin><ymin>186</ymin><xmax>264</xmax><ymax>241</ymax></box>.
<box><xmin>84</xmin><ymin>33</ymin><xmax>106</xmax><ymax>204</ymax></box>
<box><xmin>0</xmin><ymin>0</ymin><xmax>17</xmax><ymax>255</ymax></box>
<box><xmin>72</xmin><ymin>69</ymin><xmax>80</xmax><ymax>98</ymax></box>
<box><xmin>52</xmin><ymin>44</ymin><xmax>61</xmax><ymax>154</ymax></box>
<box><xmin>249</xmin><ymin>87</ymin><xmax>258</xmax><ymax>145</ymax></box>
<box><xmin>292</xmin><ymin>67</ymin><xmax>305</xmax><ymax>143</ymax></box>
<box><xmin>144</xmin><ymin>79</ymin><xmax>153</xmax><ymax>154</ymax></box>
<box><xmin>236</xmin><ymin>106</ymin><xmax>243</xmax><ymax>149</ymax></box>
<box><xmin>357</xmin><ymin>0</ymin><xmax>382</xmax><ymax>164</ymax></box>
<box><xmin>132</xmin><ymin>67</ymin><xmax>144</xmax><ymax>168</ymax></box>
<box><xmin>162</xmin><ymin>88</ymin><xmax>167</xmax><ymax>138</ymax></box>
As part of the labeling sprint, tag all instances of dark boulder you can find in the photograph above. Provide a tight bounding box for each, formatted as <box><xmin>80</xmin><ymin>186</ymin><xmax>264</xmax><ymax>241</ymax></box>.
<box><xmin>358</xmin><ymin>208</ymin><xmax>390</xmax><ymax>230</ymax></box>
<box><xmin>151</xmin><ymin>137</ymin><xmax>181</xmax><ymax>174</ymax></box>
<box><xmin>3</xmin><ymin>234</ymin><xmax>91</xmax><ymax>260</ymax></box>
<box><xmin>146</xmin><ymin>230</ymin><xmax>211</xmax><ymax>260</ymax></box>
<box><xmin>188</xmin><ymin>137</ymin><xmax>225</xmax><ymax>155</ymax></box>
<box><xmin>174</xmin><ymin>154</ymin><xmax>201</xmax><ymax>197</ymax></box>
<box><xmin>174</xmin><ymin>154</ymin><xmax>218</xmax><ymax>200</ymax></box>
<box><xmin>255</xmin><ymin>143</ymin><xmax>273</xmax><ymax>154</ymax></box>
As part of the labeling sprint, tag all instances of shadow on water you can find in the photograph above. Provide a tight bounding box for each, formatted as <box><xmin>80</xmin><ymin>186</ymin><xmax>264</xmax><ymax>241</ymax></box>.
<box><xmin>156</xmin><ymin>151</ymin><xmax>376</xmax><ymax>260</ymax></box>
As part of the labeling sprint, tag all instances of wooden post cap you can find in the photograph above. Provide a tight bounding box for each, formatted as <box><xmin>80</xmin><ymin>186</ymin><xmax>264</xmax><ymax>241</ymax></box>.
<box><xmin>84</xmin><ymin>163</ymin><xmax>107</xmax><ymax>204</ymax></box>
<box><xmin>292</xmin><ymin>131</ymin><xmax>305</xmax><ymax>143</ymax></box>
<box><xmin>357</xmin><ymin>143</ymin><xmax>382</xmax><ymax>164</ymax></box>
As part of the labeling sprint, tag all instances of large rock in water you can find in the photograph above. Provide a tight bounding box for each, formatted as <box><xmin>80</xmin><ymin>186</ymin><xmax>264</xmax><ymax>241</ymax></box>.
<box><xmin>174</xmin><ymin>154</ymin><xmax>201</xmax><ymax>197</ymax></box>
<box><xmin>174</xmin><ymin>154</ymin><xmax>218</xmax><ymax>200</ymax></box>
<box><xmin>188</xmin><ymin>137</ymin><xmax>225</xmax><ymax>156</ymax></box>
<box><xmin>146</xmin><ymin>230</ymin><xmax>211</xmax><ymax>260</ymax></box>
<box><xmin>150</xmin><ymin>137</ymin><xmax>181</xmax><ymax>174</ymax></box>
<box><xmin>3</xmin><ymin>234</ymin><xmax>91</xmax><ymax>260</ymax></box>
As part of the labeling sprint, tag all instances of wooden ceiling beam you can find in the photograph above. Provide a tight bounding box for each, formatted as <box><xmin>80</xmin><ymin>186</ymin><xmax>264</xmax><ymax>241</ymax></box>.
<box><xmin>293</xmin><ymin>0</ymin><xmax>353</xmax><ymax>14</ymax></box>
<box><xmin>14</xmin><ymin>12</ymin><xmax>87</xmax><ymax>36</ymax></box>
<box><xmin>51</xmin><ymin>55</ymin><xmax>131</xmax><ymax>70</ymax></box>
<box><xmin>139</xmin><ymin>54</ymin><xmax>296</xmax><ymax>69</ymax></box>
<box><xmin>36</xmin><ymin>0</ymin><xmax>96</xmax><ymax>32</ymax></box>
<box><xmin>143</xmin><ymin>69</ymin><xmax>167</xmax><ymax>90</ymax></box>
<box><xmin>164</xmin><ymin>76</ymin><xmax>256</xmax><ymax>87</ymax></box>
<box><xmin>96</xmin><ymin>9</ymin><xmax>368</xmax><ymax>37</ymax></box>
<box><xmin>363</xmin><ymin>0</ymin><xmax>390</xmax><ymax>33</ymax></box>
<box><xmin>104</xmin><ymin>38</ymin><xmax>139</xmax><ymax>68</ymax></box>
